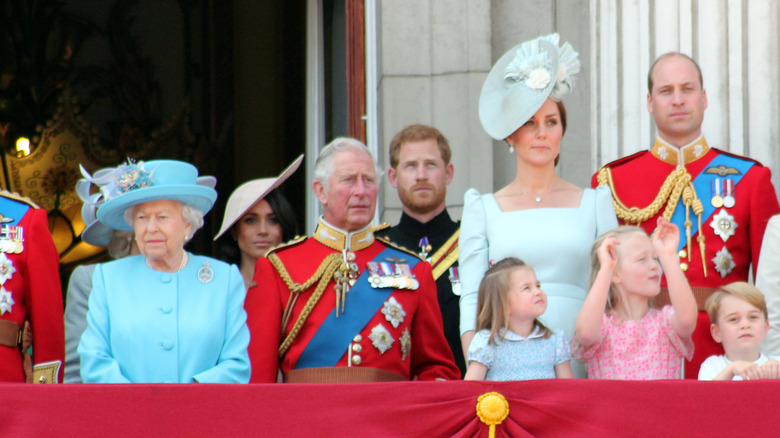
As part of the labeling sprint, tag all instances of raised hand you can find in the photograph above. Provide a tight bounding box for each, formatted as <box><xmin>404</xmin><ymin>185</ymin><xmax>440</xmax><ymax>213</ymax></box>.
<box><xmin>651</xmin><ymin>217</ymin><xmax>679</xmax><ymax>258</ymax></box>
<box><xmin>597</xmin><ymin>236</ymin><xmax>620</xmax><ymax>273</ymax></box>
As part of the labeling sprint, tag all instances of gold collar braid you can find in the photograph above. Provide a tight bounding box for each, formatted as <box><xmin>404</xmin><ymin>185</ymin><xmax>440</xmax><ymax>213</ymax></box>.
<box><xmin>313</xmin><ymin>218</ymin><xmax>374</xmax><ymax>251</ymax></box>
<box><xmin>597</xmin><ymin>166</ymin><xmax>707</xmax><ymax>277</ymax></box>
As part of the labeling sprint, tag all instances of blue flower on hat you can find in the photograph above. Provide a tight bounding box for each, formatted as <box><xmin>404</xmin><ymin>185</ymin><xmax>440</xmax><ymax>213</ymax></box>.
<box><xmin>117</xmin><ymin>160</ymin><xmax>155</xmax><ymax>194</ymax></box>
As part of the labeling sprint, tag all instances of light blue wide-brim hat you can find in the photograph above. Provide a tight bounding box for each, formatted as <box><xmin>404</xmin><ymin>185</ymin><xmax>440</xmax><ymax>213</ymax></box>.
<box><xmin>478</xmin><ymin>36</ymin><xmax>562</xmax><ymax>140</ymax></box>
<box><xmin>97</xmin><ymin>160</ymin><xmax>218</xmax><ymax>231</ymax></box>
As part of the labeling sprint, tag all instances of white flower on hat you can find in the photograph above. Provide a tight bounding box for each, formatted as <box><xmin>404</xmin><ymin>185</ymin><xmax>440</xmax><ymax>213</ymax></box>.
<box><xmin>526</xmin><ymin>69</ymin><xmax>551</xmax><ymax>89</ymax></box>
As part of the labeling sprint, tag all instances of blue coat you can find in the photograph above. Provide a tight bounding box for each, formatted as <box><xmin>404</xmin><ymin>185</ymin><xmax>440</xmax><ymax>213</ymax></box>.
<box><xmin>78</xmin><ymin>254</ymin><xmax>250</xmax><ymax>383</ymax></box>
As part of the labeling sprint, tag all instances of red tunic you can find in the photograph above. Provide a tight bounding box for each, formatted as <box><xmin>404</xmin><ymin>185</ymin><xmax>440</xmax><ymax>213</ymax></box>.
<box><xmin>593</xmin><ymin>138</ymin><xmax>780</xmax><ymax>378</ymax></box>
<box><xmin>0</xmin><ymin>197</ymin><xmax>65</xmax><ymax>382</ymax></box>
<box><xmin>246</xmin><ymin>223</ymin><xmax>460</xmax><ymax>383</ymax></box>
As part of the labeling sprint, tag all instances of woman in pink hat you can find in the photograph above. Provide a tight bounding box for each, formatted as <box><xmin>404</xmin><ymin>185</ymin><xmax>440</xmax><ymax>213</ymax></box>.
<box><xmin>215</xmin><ymin>155</ymin><xmax>302</xmax><ymax>289</ymax></box>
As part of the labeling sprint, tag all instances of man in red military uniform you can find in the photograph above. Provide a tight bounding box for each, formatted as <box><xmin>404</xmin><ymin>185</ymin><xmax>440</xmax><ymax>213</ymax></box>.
<box><xmin>0</xmin><ymin>191</ymin><xmax>64</xmax><ymax>383</ymax></box>
<box><xmin>246</xmin><ymin>137</ymin><xmax>460</xmax><ymax>383</ymax></box>
<box><xmin>593</xmin><ymin>53</ymin><xmax>780</xmax><ymax>378</ymax></box>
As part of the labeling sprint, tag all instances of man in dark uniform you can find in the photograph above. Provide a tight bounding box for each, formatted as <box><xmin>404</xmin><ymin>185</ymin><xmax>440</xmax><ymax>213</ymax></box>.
<box><xmin>593</xmin><ymin>53</ymin><xmax>780</xmax><ymax>378</ymax></box>
<box><xmin>376</xmin><ymin>124</ymin><xmax>465</xmax><ymax>376</ymax></box>
<box><xmin>0</xmin><ymin>191</ymin><xmax>64</xmax><ymax>383</ymax></box>
<box><xmin>246</xmin><ymin>137</ymin><xmax>459</xmax><ymax>383</ymax></box>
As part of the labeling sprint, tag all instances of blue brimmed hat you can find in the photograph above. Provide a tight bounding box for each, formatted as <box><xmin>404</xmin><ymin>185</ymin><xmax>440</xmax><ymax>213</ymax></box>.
<box><xmin>96</xmin><ymin>160</ymin><xmax>218</xmax><ymax>232</ymax></box>
<box><xmin>479</xmin><ymin>33</ymin><xmax>580</xmax><ymax>140</ymax></box>
<box><xmin>77</xmin><ymin>165</ymin><xmax>120</xmax><ymax>246</ymax></box>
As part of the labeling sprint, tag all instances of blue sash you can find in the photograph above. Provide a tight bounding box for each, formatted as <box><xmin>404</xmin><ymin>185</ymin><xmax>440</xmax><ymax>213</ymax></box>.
<box><xmin>295</xmin><ymin>247</ymin><xmax>419</xmax><ymax>369</ymax></box>
<box><xmin>669</xmin><ymin>153</ymin><xmax>754</xmax><ymax>251</ymax></box>
<box><xmin>0</xmin><ymin>198</ymin><xmax>29</xmax><ymax>226</ymax></box>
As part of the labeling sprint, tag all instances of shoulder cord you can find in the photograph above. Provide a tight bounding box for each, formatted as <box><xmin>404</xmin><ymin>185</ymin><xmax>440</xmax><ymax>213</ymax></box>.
<box><xmin>269</xmin><ymin>252</ymin><xmax>343</xmax><ymax>358</ymax></box>
<box><xmin>597</xmin><ymin>166</ymin><xmax>706</xmax><ymax>275</ymax></box>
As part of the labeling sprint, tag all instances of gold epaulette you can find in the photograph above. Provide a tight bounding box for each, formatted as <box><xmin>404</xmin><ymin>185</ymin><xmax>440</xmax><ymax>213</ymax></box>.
<box><xmin>0</xmin><ymin>190</ymin><xmax>40</xmax><ymax>209</ymax></box>
<box><xmin>264</xmin><ymin>235</ymin><xmax>307</xmax><ymax>257</ymax></box>
<box><xmin>372</xmin><ymin>222</ymin><xmax>391</xmax><ymax>232</ymax></box>
<box><xmin>375</xmin><ymin>235</ymin><xmax>422</xmax><ymax>260</ymax></box>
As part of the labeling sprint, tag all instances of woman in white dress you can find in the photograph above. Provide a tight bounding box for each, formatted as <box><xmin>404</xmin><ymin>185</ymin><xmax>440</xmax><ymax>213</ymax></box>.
<box><xmin>459</xmin><ymin>34</ymin><xmax>618</xmax><ymax>377</ymax></box>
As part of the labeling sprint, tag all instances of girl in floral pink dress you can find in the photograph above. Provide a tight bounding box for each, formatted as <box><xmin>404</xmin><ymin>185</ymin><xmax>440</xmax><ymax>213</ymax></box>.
<box><xmin>572</xmin><ymin>218</ymin><xmax>697</xmax><ymax>379</ymax></box>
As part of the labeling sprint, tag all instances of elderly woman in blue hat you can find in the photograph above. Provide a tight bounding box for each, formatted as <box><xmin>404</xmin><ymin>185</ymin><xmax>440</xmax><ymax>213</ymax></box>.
<box><xmin>78</xmin><ymin>160</ymin><xmax>250</xmax><ymax>383</ymax></box>
<box><xmin>459</xmin><ymin>34</ymin><xmax>618</xmax><ymax>377</ymax></box>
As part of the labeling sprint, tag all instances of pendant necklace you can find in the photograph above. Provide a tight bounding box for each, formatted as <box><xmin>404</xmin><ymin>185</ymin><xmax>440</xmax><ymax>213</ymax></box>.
<box><xmin>519</xmin><ymin>188</ymin><xmax>553</xmax><ymax>203</ymax></box>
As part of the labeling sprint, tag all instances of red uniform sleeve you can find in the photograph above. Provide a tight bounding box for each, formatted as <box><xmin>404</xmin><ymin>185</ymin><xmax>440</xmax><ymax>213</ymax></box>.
<box><xmin>748</xmin><ymin>166</ymin><xmax>780</xmax><ymax>273</ymax></box>
<box><xmin>245</xmin><ymin>256</ymin><xmax>283</xmax><ymax>383</ymax></box>
<box><xmin>409</xmin><ymin>261</ymin><xmax>460</xmax><ymax>381</ymax></box>
<box><xmin>25</xmin><ymin>208</ymin><xmax>65</xmax><ymax>382</ymax></box>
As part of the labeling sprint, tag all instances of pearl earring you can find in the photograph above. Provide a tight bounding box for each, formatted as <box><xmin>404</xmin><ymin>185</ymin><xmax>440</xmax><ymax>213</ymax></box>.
<box><xmin>508</xmin><ymin>145</ymin><xmax>515</xmax><ymax>154</ymax></box>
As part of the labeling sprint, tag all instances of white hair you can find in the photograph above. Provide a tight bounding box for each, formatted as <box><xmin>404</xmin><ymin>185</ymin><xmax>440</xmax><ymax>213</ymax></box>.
<box><xmin>124</xmin><ymin>201</ymin><xmax>205</xmax><ymax>242</ymax></box>
<box><xmin>314</xmin><ymin>137</ymin><xmax>382</xmax><ymax>190</ymax></box>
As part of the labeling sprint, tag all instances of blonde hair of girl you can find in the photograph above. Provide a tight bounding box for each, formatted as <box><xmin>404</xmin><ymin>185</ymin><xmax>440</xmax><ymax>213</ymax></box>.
<box><xmin>588</xmin><ymin>225</ymin><xmax>650</xmax><ymax>311</ymax></box>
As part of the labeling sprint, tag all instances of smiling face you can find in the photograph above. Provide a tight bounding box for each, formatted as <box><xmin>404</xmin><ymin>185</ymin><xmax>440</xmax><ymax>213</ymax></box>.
<box><xmin>647</xmin><ymin>55</ymin><xmax>708</xmax><ymax>146</ymax></box>
<box><xmin>506</xmin><ymin>267</ymin><xmax>547</xmax><ymax>322</ymax></box>
<box><xmin>233</xmin><ymin>198</ymin><xmax>283</xmax><ymax>263</ymax></box>
<box><xmin>132</xmin><ymin>199</ymin><xmax>191</xmax><ymax>268</ymax></box>
<box><xmin>506</xmin><ymin>98</ymin><xmax>563</xmax><ymax>167</ymax></box>
<box><xmin>612</xmin><ymin>232</ymin><xmax>662</xmax><ymax>298</ymax></box>
<box><xmin>314</xmin><ymin>148</ymin><xmax>378</xmax><ymax>231</ymax></box>
<box><xmin>711</xmin><ymin>295</ymin><xmax>769</xmax><ymax>360</ymax></box>
<box><xmin>387</xmin><ymin>138</ymin><xmax>453</xmax><ymax>219</ymax></box>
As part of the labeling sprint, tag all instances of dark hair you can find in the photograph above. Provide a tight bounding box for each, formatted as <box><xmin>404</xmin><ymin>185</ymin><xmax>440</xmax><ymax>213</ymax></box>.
<box><xmin>217</xmin><ymin>188</ymin><xmax>299</xmax><ymax>265</ymax></box>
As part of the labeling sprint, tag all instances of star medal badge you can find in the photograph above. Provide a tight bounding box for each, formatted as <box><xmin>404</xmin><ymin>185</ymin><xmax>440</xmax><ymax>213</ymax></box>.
<box><xmin>449</xmin><ymin>266</ymin><xmax>461</xmax><ymax>295</ymax></box>
<box><xmin>712</xmin><ymin>247</ymin><xmax>736</xmax><ymax>278</ymax></box>
<box><xmin>710</xmin><ymin>178</ymin><xmax>724</xmax><ymax>208</ymax></box>
<box><xmin>723</xmin><ymin>179</ymin><xmax>736</xmax><ymax>208</ymax></box>
<box><xmin>710</xmin><ymin>209</ymin><xmax>737</xmax><ymax>242</ymax></box>
<box><xmin>0</xmin><ymin>287</ymin><xmax>14</xmax><ymax>315</ymax></box>
<box><xmin>368</xmin><ymin>323</ymin><xmax>395</xmax><ymax>354</ymax></box>
<box><xmin>381</xmin><ymin>296</ymin><xmax>406</xmax><ymax>328</ymax></box>
<box><xmin>418</xmin><ymin>237</ymin><xmax>432</xmax><ymax>261</ymax></box>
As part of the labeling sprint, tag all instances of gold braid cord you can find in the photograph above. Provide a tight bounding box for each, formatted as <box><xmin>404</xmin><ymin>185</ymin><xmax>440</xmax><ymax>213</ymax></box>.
<box><xmin>270</xmin><ymin>252</ymin><xmax>343</xmax><ymax>358</ymax></box>
<box><xmin>597</xmin><ymin>166</ymin><xmax>707</xmax><ymax>275</ymax></box>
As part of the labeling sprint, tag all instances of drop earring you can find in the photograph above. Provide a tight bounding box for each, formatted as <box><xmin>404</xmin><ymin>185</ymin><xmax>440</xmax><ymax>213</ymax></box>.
<box><xmin>508</xmin><ymin>145</ymin><xmax>515</xmax><ymax>154</ymax></box>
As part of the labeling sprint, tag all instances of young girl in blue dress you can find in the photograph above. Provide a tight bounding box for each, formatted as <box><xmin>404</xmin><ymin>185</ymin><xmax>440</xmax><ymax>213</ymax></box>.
<box><xmin>464</xmin><ymin>257</ymin><xmax>574</xmax><ymax>381</ymax></box>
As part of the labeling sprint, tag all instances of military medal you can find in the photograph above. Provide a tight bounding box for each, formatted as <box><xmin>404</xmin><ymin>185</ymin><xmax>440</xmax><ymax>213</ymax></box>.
<box><xmin>710</xmin><ymin>179</ymin><xmax>724</xmax><ymax>208</ymax></box>
<box><xmin>400</xmin><ymin>328</ymin><xmax>411</xmax><ymax>361</ymax></box>
<box><xmin>712</xmin><ymin>247</ymin><xmax>736</xmax><ymax>278</ymax></box>
<box><xmin>198</xmin><ymin>262</ymin><xmax>214</xmax><ymax>283</ymax></box>
<box><xmin>710</xmin><ymin>209</ymin><xmax>737</xmax><ymax>242</ymax></box>
<box><xmin>0</xmin><ymin>252</ymin><xmax>15</xmax><ymax>315</ymax></box>
<box><xmin>381</xmin><ymin>296</ymin><xmax>406</xmax><ymax>328</ymax></box>
<box><xmin>0</xmin><ymin>214</ymin><xmax>13</xmax><ymax>224</ymax></box>
<box><xmin>0</xmin><ymin>288</ymin><xmax>14</xmax><ymax>315</ymax></box>
<box><xmin>369</xmin><ymin>323</ymin><xmax>395</xmax><ymax>354</ymax></box>
<box><xmin>418</xmin><ymin>237</ymin><xmax>432</xmax><ymax>261</ymax></box>
<box><xmin>449</xmin><ymin>266</ymin><xmax>461</xmax><ymax>295</ymax></box>
<box><xmin>393</xmin><ymin>261</ymin><xmax>419</xmax><ymax>290</ymax></box>
<box><xmin>723</xmin><ymin>179</ymin><xmax>736</xmax><ymax>208</ymax></box>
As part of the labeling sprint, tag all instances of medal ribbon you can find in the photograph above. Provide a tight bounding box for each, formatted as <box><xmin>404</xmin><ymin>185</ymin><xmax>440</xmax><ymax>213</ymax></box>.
<box><xmin>669</xmin><ymin>154</ymin><xmax>754</xmax><ymax>251</ymax></box>
<box><xmin>295</xmin><ymin>247</ymin><xmax>420</xmax><ymax>369</ymax></box>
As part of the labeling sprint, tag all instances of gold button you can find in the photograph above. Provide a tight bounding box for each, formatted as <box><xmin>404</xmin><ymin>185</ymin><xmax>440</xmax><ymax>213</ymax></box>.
<box><xmin>353</xmin><ymin>334</ymin><xmax>362</xmax><ymax>343</ymax></box>
<box><xmin>680</xmin><ymin>262</ymin><xmax>689</xmax><ymax>272</ymax></box>
<box><xmin>352</xmin><ymin>354</ymin><xmax>362</xmax><ymax>365</ymax></box>
<box><xmin>352</xmin><ymin>344</ymin><xmax>362</xmax><ymax>353</ymax></box>
<box><xmin>678</xmin><ymin>249</ymin><xmax>687</xmax><ymax>259</ymax></box>
<box><xmin>39</xmin><ymin>376</ymin><xmax>46</xmax><ymax>383</ymax></box>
